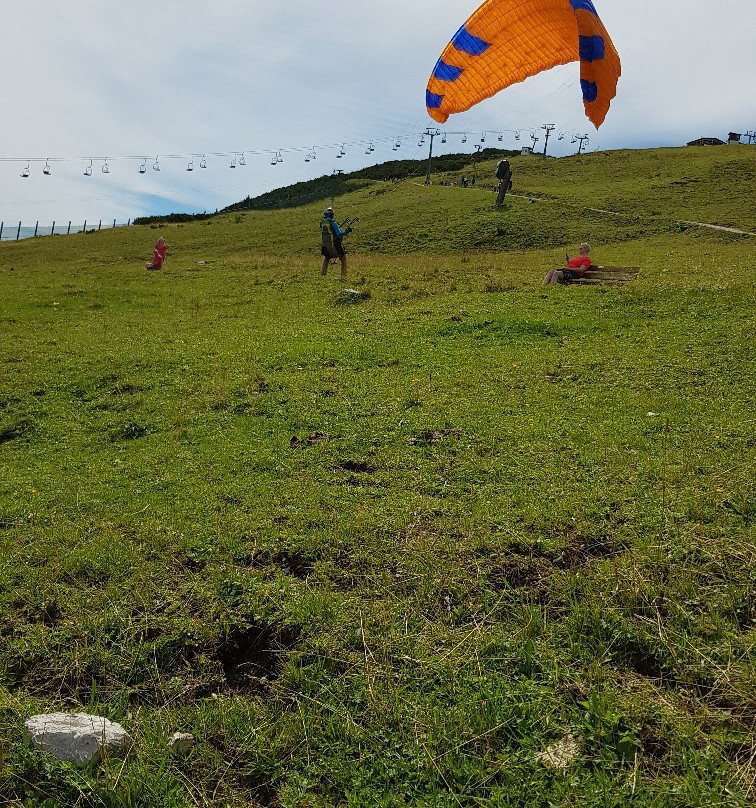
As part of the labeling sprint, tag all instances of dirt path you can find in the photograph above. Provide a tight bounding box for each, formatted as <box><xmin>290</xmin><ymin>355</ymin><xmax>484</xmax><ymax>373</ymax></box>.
<box><xmin>506</xmin><ymin>193</ymin><xmax>755</xmax><ymax>237</ymax></box>
<box><xmin>676</xmin><ymin>221</ymin><xmax>755</xmax><ymax>236</ymax></box>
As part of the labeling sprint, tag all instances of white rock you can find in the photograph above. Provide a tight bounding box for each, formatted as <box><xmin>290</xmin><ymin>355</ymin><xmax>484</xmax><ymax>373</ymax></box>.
<box><xmin>335</xmin><ymin>288</ymin><xmax>369</xmax><ymax>305</ymax></box>
<box><xmin>167</xmin><ymin>731</ymin><xmax>195</xmax><ymax>755</ymax></box>
<box><xmin>24</xmin><ymin>713</ymin><xmax>132</xmax><ymax>766</ymax></box>
<box><xmin>535</xmin><ymin>734</ymin><xmax>581</xmax><ymax>771</ymax></box>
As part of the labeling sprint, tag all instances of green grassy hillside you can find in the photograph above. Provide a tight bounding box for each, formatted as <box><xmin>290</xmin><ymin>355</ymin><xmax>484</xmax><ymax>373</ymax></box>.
<box><xmin>220</xmin><ymin>148</ymin><xmax>517</xmax><ymax>212</ymax></box>
<box><xmin>0</xmin><ymin>146</ymin><xmax>754</xmax><ymax>808</ymax></box>
<box><xmin>7</xmin><ymin>145</ymin><xmax>756</xmax><ymax>262</ymax></box>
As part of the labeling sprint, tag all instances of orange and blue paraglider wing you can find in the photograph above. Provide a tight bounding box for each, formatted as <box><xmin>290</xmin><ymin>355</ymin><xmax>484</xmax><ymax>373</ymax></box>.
<box><xmin>426</xmin><ymin>0</ymin><xmax>621</xmax><ymax>128</ymax></box>
<box><xmin>572</xmin><ymin>0</ymin><xmax>621</xmax><ymax>127</ymax></box>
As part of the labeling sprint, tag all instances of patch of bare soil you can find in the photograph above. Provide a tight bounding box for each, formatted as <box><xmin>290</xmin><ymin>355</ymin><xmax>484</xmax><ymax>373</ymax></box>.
<box><xmin>215</xmin><ymin>623</ymin><xmax>300</xmax><ymax>695</ymax></box>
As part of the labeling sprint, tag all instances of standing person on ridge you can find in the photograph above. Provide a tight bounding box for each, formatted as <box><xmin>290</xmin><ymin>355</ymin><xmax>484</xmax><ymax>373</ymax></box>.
<box><xmin>146</xmin><ymin>237</ymin><xmax>168</xmax><ymax>270</ymax></box>
<box><xmin>495</xmin><ymin>159</ymin><xmax>513</xmax><ymax>207</ymax></box>
<box><xmin>543</xmin><ymin>243</ymin><xmax>592</xmax><ymax>285</ymax></box>
<box><xmin>320</xmin><ymin>206</ymin><xmax>352</xmax><ymax>279</ymax></box>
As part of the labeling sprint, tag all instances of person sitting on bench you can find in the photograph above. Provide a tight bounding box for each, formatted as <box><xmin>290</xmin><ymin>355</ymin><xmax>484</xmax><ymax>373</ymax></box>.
<box><xmin>543</xmin><ymin>243</ymin><xmax>592</xmax><ymax>286</ymax></box>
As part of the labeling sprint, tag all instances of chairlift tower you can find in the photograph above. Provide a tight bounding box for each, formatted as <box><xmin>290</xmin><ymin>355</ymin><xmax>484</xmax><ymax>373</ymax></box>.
<box><xmin>745</xmin><ymin>130</ymin><xmax>756</xmax><ymax>144</ymax></box>
<box><xmin>472</xmin><ymin>143</ymin><xmax>483</xmax><ymax>177</ymax></box>
<box><xmin>575</xmin><ymin>134</ymin><xmax>590</xmax><ymax>154</ymax></box>
<box><xmin>541</xmin><ymin>123</ymin><xmax>556</xmax><ymax>157</ymax></box>
<box><xmin>423</xmin><ymin>127</ymin><xmax>442</xmax><ymax>185</ymax></box>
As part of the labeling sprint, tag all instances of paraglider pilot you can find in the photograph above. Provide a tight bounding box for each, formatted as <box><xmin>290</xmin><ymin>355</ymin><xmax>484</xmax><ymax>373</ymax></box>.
<box><xmin>495</xmin><ymin>159</ymin><xmax>513</xmax><ymax>207</ymax></box>
<box><xmin>320</xmin><ymin>207</ymin><xmax>352</xmax><ymax>278</ymax></box>
<box><xmin>543</xmin><ymin>243</ymin><xmax>592</xmax><ymax>286</ymax></box>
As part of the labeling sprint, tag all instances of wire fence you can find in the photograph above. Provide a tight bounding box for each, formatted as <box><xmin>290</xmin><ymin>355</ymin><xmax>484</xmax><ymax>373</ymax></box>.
<box><xmin>0</xmin><ymin>219</ymin><xmax>132</xmax><ymax>241</ymax></box>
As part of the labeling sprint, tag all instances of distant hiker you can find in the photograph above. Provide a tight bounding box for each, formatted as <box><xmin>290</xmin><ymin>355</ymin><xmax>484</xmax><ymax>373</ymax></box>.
<box><xmin>495</xmin><ymin>160</ymin><xmax>513</xmax><ymax>207</ymax></box>
<box><xmin>543</xmin><ymin>243</ymin><xmax>592</xmax><ymax>285</ymax></box>
<box><xmin>320</xmin><ymin>206</ymin><xmax>352</xmax><ymax>278</ymax></box>
<box><xmin>460</xmin><ymin>176</ymin><xmax>468</xmax><ymax>188</ymax></box>
<box><xmin>146</xmin><ymin>237</ymin><xmax>168</xmax><ymax>270</ymax></box>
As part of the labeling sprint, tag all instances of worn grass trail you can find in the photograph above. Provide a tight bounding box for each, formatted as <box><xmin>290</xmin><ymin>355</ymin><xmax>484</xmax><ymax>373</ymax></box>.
<box><xmin>0</xmin><ymin>147</ymin><xmax>755</xmax><ymax>807</ymax></box>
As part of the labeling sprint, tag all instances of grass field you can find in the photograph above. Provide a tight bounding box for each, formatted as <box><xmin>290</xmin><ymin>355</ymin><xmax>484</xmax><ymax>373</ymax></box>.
<box><xmin>0</xmin><ymin>146</ymin><xmax>754</xmax><ymax>807</ymax></box>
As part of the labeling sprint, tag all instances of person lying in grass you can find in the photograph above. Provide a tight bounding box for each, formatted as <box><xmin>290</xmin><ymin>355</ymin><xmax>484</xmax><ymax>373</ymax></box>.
<box><xmin>543</xmin><ymin>243</ymin><xmax>592</xmax><ymax>285</ymax></box>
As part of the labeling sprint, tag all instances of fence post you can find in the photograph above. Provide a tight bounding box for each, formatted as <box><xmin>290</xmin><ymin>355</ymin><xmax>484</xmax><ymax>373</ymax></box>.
<box><xmin>127</xmin><ymin>219</ymin><xmax>131</xmax><ymax>226</ymax></box>
<box><xmin>0</xmin><ymin>222</ymin><xmax>3</xmax><ymax>241</ymax></box>
<box><xmin>34</xmin><ymin>221</ymin><xmax>39</xmax><ymax>237</ymax></box>
<box><xmin>17</xmin><ymin>222</ymin><xmax>21</xmax><ymax>240</ymax></box>
<box><xmin>51</xmin><ymin>221</ymin><xmax>55</xmax><ymax>236</ymax></box>
<box><xmin>67</xmin><ymin>221</ymin><xmax>71</xmax><ymax>235</ymax></box>
<box><xmin>113</xmin><ymin>219</ymin><xmax>116</xmax><ymax>229</ymax></box>
<box><xmin>83</xmin><ymin>220</ymin><xmax>87</xmax><ymax>233</ymax></box>
<box><xmin>98</xmin><ymin>220</ymin><xmax>102</xmax><ymax>231</ymax></box>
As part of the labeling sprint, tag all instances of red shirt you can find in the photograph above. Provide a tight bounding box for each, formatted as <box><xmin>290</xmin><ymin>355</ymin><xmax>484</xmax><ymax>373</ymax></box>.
<box><xmin>566</xmin><ymin>255</ymin><xmax>591</xmax><ymax>277</ymax></box>
<box><xmin>152</xmin><ymin>241</ymin><xmax>167</xmax><ymax>268</ymax></box>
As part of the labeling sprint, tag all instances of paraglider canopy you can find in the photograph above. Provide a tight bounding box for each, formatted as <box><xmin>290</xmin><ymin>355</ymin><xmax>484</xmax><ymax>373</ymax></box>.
<box><xmin>426</xmin><ymin>0</ymin><xmax>621</xmax><ymax>129</ymax></box>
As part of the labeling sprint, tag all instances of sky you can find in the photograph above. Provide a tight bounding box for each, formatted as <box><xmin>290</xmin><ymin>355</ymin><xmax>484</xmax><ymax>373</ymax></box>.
<box><xmin>1</xmin><ymin>0</ymin><xmax>754</xmax><ymax>224</ymax></box>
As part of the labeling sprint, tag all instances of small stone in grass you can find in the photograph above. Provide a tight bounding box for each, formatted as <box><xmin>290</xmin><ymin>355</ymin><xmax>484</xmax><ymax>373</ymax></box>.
<box><xmin>535</xmin><ymin>734</ymin><xmax>581</xmax><ymax>771</ymax></box>
<box><xmin>24</xmin><ymin>713</ymin><xmax>131</xmax><ymax>766</ymax></box>
<box><xmin>168</xmin><ymin>732</ymin><xmax>195</xmax><ymax>755</ymax></box>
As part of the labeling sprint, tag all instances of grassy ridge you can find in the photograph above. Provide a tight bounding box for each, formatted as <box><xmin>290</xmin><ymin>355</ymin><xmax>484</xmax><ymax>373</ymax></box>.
<box><xmin>7</xmin><ymin>145</ymin><xmax>755</xmax><ymax>261</ymax></box>
<box><xmin>220</xmin><ymin>149</ymin><xmax>517</xmax><ymax>213</ymax></box>
<box><xmin>0</xmin><ymin>146</ymin><xmax>754</xmax><ymax>807</ymax></box>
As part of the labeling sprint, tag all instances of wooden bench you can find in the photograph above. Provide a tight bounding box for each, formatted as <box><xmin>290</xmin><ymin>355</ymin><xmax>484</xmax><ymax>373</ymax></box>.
<box><xmin>567</xmin><ymin>265</ymin><xmax>640</xmax><ymax>286</ymax></box>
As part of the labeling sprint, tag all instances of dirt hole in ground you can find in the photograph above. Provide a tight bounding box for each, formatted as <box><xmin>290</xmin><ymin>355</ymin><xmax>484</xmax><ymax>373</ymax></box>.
<box><xmin>252</xmin><ymin>550</ymin><xmax>315</xmax><ymax>580</ymax></box>
<box><xmin>180</xmin><ymin>554</ymin><xmax>208</xmax><ymax>572</ymax></box>
<box><xmin>214</xmin><ymin>623</ymin><xmax>299</xmax><ymax>694</ymax></box>
<box><xmin>612</xmin><ymin>634</ymin><xmax>672</xmax><ymax>680</ymax></box>
<box><xmin>0</xmin><ymin>418</ymin><xmax>35</xmax><ymax>444</ymax></box>
<box><xmin>290</xmin><ymin>431</ymin><xmax>329</xmax><ymax>448</ymax></box>
<box><xmin>489</xmin><ymin>556</ymin><xmax>554</xmax><ymax>604</ymax></box>
<box><xmin>108</xmin><ymin>421</ymin><xmax>149</xmax><ymax>442</ymax></box>
<box><xmin>10</xmin><ymin>656</ymin><xmax>109</xmax><ymax>706</ymax></box>
<box><xmin>490</xmin><ymin>556</ymin><xmax>554</xmax><ymax>587</ymax></box>
<box><xmin>337</xmin><ymin>459</ymin><xmax>375</xmax><ymax>473</ymax></box>
<box><xmin>20</xmin><ymin>599</ymin><xmax>63</xmax><ymax>628</ymax></box>
<box><xmin>554</xmin><ymin>533</ymin><xmax>621</xmax><ymax>569</ymax></box>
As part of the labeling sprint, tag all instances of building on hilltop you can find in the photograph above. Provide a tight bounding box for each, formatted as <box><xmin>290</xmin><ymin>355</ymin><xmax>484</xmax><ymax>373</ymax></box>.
<box><xmin>686</xmin><ymin>137</ymin><xmax>725</xmax><ymax>146</ymax></box>
<box><xmin>727</xmin><ymin>132</ymin><xmax>743</xmax><ymax>144</ymax></box>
